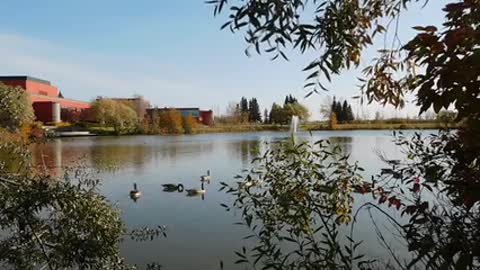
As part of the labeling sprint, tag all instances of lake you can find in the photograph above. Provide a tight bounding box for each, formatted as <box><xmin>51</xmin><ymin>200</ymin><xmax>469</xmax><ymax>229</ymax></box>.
<box><xmin>31</xmin><ymin>130</ymin><xmax>435</xmax><ymax>269</ymax></box>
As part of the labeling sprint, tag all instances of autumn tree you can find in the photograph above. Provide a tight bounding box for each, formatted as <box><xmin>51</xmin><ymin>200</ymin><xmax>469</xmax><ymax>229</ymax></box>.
<box><xmin>329</xmin><ymin>112</ymin><xmax>338</xmax><ymax>129</ymax></box>
<box><xmin>284</xmin><ymin>102</ymin><xmax>309</xmax><ymax>122</ymax></box>
<box><xmin>158</xmin><ymin>109</ymin><xmax>183</xmax><ymax>134</ymax></box>
<box><xmin>91</xmin><ymin>99</ymin><xmax>138</xmax><ymax>135</ymax></box>
<box><xmin>0</xmin><ymin>83</ymin><xmax>34</xmax><ymax>131</ymax></box>
<box><xmin>182</xmin><ymin>114</ymin><xmax>198</xmax><ymax>134</ymax></box>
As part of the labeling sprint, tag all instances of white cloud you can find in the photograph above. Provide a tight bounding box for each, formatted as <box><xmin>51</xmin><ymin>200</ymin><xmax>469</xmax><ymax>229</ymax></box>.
<box><xmin>0</xmin><ymin>33</ymin><xmax>194</xmax><ymax>105</ymax></box>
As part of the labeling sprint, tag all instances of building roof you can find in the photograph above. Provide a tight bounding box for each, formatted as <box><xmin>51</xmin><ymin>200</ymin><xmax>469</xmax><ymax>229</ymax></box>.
<box><xmin>0</xmin><ymin>76</ymin><xmax>51</xmax><ymax>85</ymax></box>
<box><xmin>30</xmin><ymin>94</ymin><xmax>90</xmax><ymax>106</ymax></box>
<box><xmin>148</xmin><ymin>107</ymin><xmax>200</xmax><ymax>111</ymax></box>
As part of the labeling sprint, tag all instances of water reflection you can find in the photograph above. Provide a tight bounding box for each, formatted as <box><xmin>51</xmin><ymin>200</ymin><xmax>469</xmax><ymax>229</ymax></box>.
<box><xmin>28</xmin><ymin>131</ymin><xmax>416</xmax><ymax>269</ymax></box>
<box><xmin>228</xmin><ymin>139</ymin><xmax>261</xmax><ymax>166</ymax></box>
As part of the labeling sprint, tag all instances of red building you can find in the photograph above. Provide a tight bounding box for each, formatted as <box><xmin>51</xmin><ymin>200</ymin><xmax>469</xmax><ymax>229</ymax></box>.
<box><xmin>0</xmin><ymin>76</ymin><xmax>90</xmax><ymax>123</ymax></box>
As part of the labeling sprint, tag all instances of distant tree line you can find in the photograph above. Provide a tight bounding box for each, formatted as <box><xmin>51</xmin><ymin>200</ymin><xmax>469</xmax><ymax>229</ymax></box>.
<box><xmin>240</xmin><ymin>97</ymin><xmax>262</xmax><ymax>122</ymax></box>
<box><xmin>331</xmin><ymin>97</ymin><xmax>354</xmax><ymax>123</ymax></box>
<box><xmin>266</xmin><ymin>95</ymin><xmax>309</xmax><ymax>124</ymax></box>
<box><xmin>143</xmin><ymin>109</ymin><xmax>197</xmax><ymax>135</ymax></box>
<box><xmin>91</xmin><ymin>100</ymin><xmax>197</xmax><ymax>135</ymax></box>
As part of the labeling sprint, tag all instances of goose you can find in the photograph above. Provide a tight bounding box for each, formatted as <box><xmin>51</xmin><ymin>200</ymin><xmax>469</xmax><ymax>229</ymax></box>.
<box><xmin>200</xmin><ymin>170</ymin><xmax>211</xmax><ymax>182</ymax></box>
<box><xmin>130</xmin><ymin>183</ymin><xmax>141</xmax><ymax>199</ymax></box>
<box><xmin>186</xmin><ymin>182</ymin><xmax>206</xmax><ymax>196</ymax></box>
<box><xmin>162</xmin><ymin>183</ymin><xmax>184</xmax><ymax>192</ymax></box>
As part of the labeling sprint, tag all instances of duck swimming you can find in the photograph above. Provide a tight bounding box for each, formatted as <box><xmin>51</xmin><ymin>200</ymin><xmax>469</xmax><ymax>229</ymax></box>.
<box><xmin>162</xmin><ymin>183</ymin><xmax>184</xmax><ymax>192</ymax></box>
<box><xmin>130</xmin><ymin>183</ymin><xmax>141</xmax><ymax>200</ymax></box>
<box><xmin>186</xmin><ymin>182</ymin><xmax>206</xmax><ymax>196</ymax></box>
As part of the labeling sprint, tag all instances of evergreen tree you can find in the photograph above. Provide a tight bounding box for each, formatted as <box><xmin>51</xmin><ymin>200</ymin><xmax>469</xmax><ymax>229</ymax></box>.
<box><xmin>264</xmin><ymin>108</ymin><xmax>269</xmax><ymax>124</ymax></box>
<box><xmin>330</xmin><ymin>98</ymin><xmax>355</xmax><ymax>122</ymax></box>
<box><xmin>334</xmin><ymin>101</ymin><xmax>343</xmax><ymax>122</ymax></box>
<box><xmin>341</xmin><ymin>101</ymin><xmax>349</xmax><ymax>122</ymax></box>
<box><xmin>347</xmin><ymin>105</ymin><xmax>354</xmax><ymax>121</ymax></box>
<box><xmin>248</xmin><ymin>98</ymin><xmax>261</xmax><ymax>122</ymax></box>
<box><xmin>240</xmin><ymin>97</ymin><xmax>249</xmax><ymax>114</ymax></box>
<box><xmin>270</xmin><ymin>103</ymin><xmax>288</xmax><ymax>124</ymax></box>
<box><xmin>331</xmin><ymin>97</ymin><xmax>337</xmax><ymax>117</ymax></box>
<box><xmin>284</xmin><ymin>94</ymin><xmax>298</xmax><ymax>105</ymax></box>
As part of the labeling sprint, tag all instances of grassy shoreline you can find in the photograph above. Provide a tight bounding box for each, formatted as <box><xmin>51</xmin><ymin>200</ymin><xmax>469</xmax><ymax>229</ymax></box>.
<box><xmin>76</xmin><ymin>120</ymin><xmax>454</xmax><ymax>137</ymax></box>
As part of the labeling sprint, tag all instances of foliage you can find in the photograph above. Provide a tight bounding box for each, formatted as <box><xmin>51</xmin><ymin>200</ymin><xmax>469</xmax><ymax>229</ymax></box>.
<box><xmin>210</xmin><ymin>2</ymin><xmax>480</xmax><ymax>269</ymax></box>
<box><xmin>0</xmin><ymin>129</ymin><xmax>31</xmax><ymax>173</ymax></box>
<box><xmin>284</xmin><ymin>94</ymin><xmax>298</xmax><ymax>105</ymax></box>
<box><xmin>436</xmin><ymin>110</ymin><xmax>457</xmax><ymax>126</ymax></box>
<box><xmin>182</xmin><ymin>114</ymin><xmax>197</xmax><ymax>134</ymax></box>
<box><xmin>366</xmin><ymin>130</ymin><xmax>480</xmax><ymax>269</ymax></box>
<box><xmin>263</xmin><ymin>108</ymin><xmax>269</xmax><ymax>124</ymax></box>
<box><xmin>0</xmin><ymin>82</ymin><xmax>34</xmax><ymax>131</ymax></box>
<box><xmin>269</xmin><ymin>102</ymin><xmax>288</xmax><ymax>124</ymax></box>
<box><xmin>240</xmin><ymin>97</ymin><xmax>249</xmax><ymax>116</ymax></box>
<box><xmin>284</xmin><ymin>102</ymin><xmax>310</xmax><ymax>121</ymax></box>
<box><xmin>329</xmin><ymin>112</ymin><xmax>338</xmax><ymax>129</ymax></box>
<box><xmin>158</xmin><ymin>109</ymin><xmax>183</xmax><ymax>134</ymax></box>
<box><xmin>220</xmin><ymin>139</ymin><xmax>368</xmax><ymax>269</ymax></box>
<box><xmin>319</xmin><ymin>96</ymin><xmax>333</xmax><ymax>120</ymax></box>
<box><xmin>248</xmin><ymin>98</ymin><xmax>262</xmax><ymax>122</ymax></box>
<box><xmin>0</xmin><ymin>140</ymin><xmax>130</xmax><ymax>270</ymax></box>
<box><xmin>269</xmin><ymin>98</ymin><xmax>310</xmax><ymax>124</ymax></box>
<box><xmin>208</xmin><ymin>0</ymin><xmax>424</xmax><ymax>99</ymax></box>
<box><xmin>91</xmin><ymin>99</ymin><xmax>138</xmax><ymax>135</ymax></box>
<box><xmin>0</xmin><ymin>135</ymin><xmax>168</xmax><ymax>269</ymax></box>
<box><xmin>330</xmin><ymin>97</ymin><xmax>354</xmax><ymax>123</ymax></box>
<box><xmin>405</xmin><ymin>2</ymin><xmax>480</xmax><ymax>118</ymax></box>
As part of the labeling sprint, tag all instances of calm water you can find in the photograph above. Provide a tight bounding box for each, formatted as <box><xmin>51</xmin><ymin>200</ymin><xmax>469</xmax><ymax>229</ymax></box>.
<box><xmin>31</xmin><ymin>130</ymin><xmax>436</xmax><ymax>269</ymax></box>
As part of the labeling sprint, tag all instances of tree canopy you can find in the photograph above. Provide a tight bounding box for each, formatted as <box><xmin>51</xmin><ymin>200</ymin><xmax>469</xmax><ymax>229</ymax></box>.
<box><xmin>91</xmin><ymin>99</ymin><xmax>138</xmax><ymax>135</ymax></box>
<box><xmin>269</xmin><ymin>95</ymin><xmax>309</xmax><ymax>124</ymax></box>
<box><xmin>330</xmin><ymin>97</ymin><xmax>354</xmax><ymax>122</ymax></box>
<box><xmin>0</xmin><ymin>83</ymin><xmax>34</xmax><ymax>131</ymax></box>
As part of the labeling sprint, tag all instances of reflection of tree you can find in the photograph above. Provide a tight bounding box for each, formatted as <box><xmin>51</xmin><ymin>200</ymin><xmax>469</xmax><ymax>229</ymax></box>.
<box><xmin>90</xmin><ymin>145</ymin><xmax>151</xmax><ymax>172</ymax></box>
<box><xmin>229</xmin><ymin>140</ymin><xmax>261</xmax><ymax>167</ymax></box>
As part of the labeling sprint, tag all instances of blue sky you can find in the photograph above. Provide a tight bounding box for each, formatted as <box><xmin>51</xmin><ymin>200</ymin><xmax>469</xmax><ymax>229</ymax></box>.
<box><xmin>1</xmin><ymin>0</ymin><xmax>449</xmax><ymax>119</ymax></box>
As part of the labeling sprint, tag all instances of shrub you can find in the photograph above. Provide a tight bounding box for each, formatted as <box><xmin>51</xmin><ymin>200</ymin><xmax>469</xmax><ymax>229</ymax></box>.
<box><xmin>182</xmin><ymin>114</ymin><xmax>197</xmax><ymax>134</ymax></box>
<box><xmin>0</xmin><ymin>83</ymin><xmax>34</xmax><ymax>131</ymax></box>
<box><xmin>91</xmin><ymin>99</ymin><xmax>138</xmax><ymax>135</ymax></box>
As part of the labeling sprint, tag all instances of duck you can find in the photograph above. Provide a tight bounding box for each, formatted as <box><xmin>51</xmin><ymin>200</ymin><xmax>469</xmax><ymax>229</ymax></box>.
<box><xmin>162</xmin><ymin>183</ymin><xmax>184</xmax><ymax>192</ymax></box>
<box><xmin>200</xmin><ymin>170</ymin><xmax>212</xmax><ymax>183</ymax></box>
<box><xmin>130</xmin><ymin>183</ymin><xmax>141</xmax><ymax>199</ymax></box>
<box><xmin>186</xmin><ymin>182</ymin><xmax>206</xmax><ymax>196</ymax></box>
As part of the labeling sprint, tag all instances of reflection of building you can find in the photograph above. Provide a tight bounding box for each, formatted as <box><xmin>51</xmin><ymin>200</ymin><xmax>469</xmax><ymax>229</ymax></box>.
<box><xmin>0</xmin><ymin>76</ymin><xmax>90</xmax><ymax>123</ymax></box>
<box><xmin>147</xmin><ymin>107</ymin><xmax>214</xmax><ymax>126</ymax></box>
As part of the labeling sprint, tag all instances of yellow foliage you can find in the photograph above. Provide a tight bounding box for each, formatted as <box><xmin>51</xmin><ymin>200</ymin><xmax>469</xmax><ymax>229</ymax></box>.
<box><xmin>158</xmin><ymin>109</ymin><xmax>183</xmax><ymax>134</ymax></box>
<box><xmin>329</xmin><ymin>112</ymin><xmax>338</xmax><ymax>129</ymax></box>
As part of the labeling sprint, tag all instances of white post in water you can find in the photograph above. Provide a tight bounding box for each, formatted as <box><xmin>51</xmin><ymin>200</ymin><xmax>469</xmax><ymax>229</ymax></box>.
<box><xmin>290</xmin><ymin>115</ymin><xmax>299</xmax><ymax>136</ymax></box>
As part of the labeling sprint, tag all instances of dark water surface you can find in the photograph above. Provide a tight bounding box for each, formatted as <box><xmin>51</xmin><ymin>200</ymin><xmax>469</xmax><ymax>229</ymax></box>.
<box><xmin>31</xmin><ymin>130</ymin><xmax>437</xmax><ymax>269</ymax></box>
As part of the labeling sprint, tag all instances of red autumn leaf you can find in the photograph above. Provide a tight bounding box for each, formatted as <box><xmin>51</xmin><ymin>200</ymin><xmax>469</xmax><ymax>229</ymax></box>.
<box><xmin>413</xmin><ymin>183</ymin><xmax>420</xmax><ymax>193</ymax></box>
